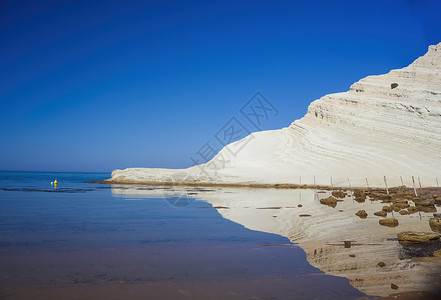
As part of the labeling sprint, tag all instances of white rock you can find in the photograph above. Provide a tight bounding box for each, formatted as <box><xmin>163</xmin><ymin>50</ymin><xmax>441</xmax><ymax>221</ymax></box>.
<box><xmin>108</xmin><ymin>43</ymin><xmax>441</xmax><ymax>188</ymax></box>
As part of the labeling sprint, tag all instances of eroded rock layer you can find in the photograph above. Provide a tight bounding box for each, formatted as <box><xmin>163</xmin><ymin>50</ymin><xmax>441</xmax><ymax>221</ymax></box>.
<box><xmin>109</xmin><ymin>43</ymin><xmax>441</xmax><ymax>187</ymax></box>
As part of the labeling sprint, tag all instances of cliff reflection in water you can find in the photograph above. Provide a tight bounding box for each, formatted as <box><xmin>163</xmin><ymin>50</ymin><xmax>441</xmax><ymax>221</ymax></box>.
<box><xmin>111</xmin><ymin>185</ymin><xmax>441</xmax><ymax>297</ymax></box>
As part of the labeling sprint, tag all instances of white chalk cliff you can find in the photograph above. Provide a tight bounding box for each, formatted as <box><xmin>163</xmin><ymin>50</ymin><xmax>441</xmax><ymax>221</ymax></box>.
<box><xmin>109</xmin><ymin>43</ymin><xmax>441</xmax><ymax>187</ymax></box>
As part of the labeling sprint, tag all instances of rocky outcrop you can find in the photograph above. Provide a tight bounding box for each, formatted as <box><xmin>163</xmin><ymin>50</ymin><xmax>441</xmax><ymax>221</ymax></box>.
<box><xmin>397</xmin><ymin>231</ymin><xmax>441</xmax><ymax>243</ymax></box>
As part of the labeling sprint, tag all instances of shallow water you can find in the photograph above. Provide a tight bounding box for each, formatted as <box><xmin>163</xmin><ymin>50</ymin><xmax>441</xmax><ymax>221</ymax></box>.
<box><xmin>1</xmin><ymin>172</ymin><xmax>440</xmax><ymax>299</ymax></box>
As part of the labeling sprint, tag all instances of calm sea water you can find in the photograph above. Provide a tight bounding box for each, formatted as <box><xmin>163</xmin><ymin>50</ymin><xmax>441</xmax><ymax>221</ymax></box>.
<box><xmin>0</xmin><ymin>171</ymin><xmax>366</xmax><ymax>299</ymax></box>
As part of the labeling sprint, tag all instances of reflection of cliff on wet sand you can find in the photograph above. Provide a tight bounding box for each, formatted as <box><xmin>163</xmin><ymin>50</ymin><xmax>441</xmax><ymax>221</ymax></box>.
<box><xmin>111</xmin><ymin>186</ymin><xmax>441</xmax><ymax>297</ymax></box>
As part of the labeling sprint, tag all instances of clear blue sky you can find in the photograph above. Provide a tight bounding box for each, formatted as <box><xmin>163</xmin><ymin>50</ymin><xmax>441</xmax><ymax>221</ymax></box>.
<box><xmin>1</xmin><ymin>0</ymin><xmax>440</xmax><ymax>172</ymax></box>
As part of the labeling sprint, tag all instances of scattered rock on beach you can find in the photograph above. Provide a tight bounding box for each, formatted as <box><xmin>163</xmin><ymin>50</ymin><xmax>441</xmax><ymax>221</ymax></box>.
<box><xmin>429</xmin><ymin>215</ymin><xmax>441</xmax><ymax>233</ymax></box>
<box><xmin>353</xmin><ymin>190</ymin><xmax>367</xmax><ymax>202</ymax></box>
<box><xmin>368</xmin><ymin>192</ymin><xmax>391</xmax><ymax>201</ymax></box>
<box><xmin>429</xmin><ymin>218</ymin><xmax>441</xmax><ymax>227</ymax></box>
<box><xmin>391</xmin><ymin>283</ymin><xmax>399</xmax><ymax>290</ymax></box>
<box><xmin>390</xmin><ymin>204</ymin><xmax>402</xmax><ymax>212</ymax></box>
<box><xmin>297</xmin><ymin>204</ymin><xmax>303</xmax><ymax>207</ymax></box>
<box><xmin>320</xmin><ymin>196</ymin><xmax>338</xmax><ymax>208</ymax></box>
<box><xmin>399</xmin><ymin>210</ymin><xmax>409</xmax><ymax>215</ymax></box>
<box><xmin>379</xmin><ymin>218</ymin><xmax>399</xmax><ymax>227</ymax></box>
<box><xmin>395</xmin><ymin>199</ymin><xmax>409</xmax><ymax>204</ymax></box>
<box><xmin>374</xmin><ymin>211</ymin><xmax>387</xmax><ymax>217</ymax></box>
<box><xmin>382</xmin><ymin>206</ymin><xmax>392</xmax><ymax>212</ymax></box>
<box><xmin>344</xmin><ymin>241</ymin><xmax>351</xmax><ymax>248</ymax></box>
<box><xmin>377</xmin><ymin>262</ymin><xmax>386</xmax><ymax>267</ymax></box>
<box><xmin>397</xmin><ymin>231</ymin><xmax>441</xmax><ymax>243</ymax></box>
<box><xmin>331</xmin><ymin>190</ymin><xmax>346</xmax><ymax>199</ymax></box>
<box><xmin>414</xmin><ymin>198</ymin><xmax>435</xmax><ymax>206</ymax></box>
<box><xmin>417</xmin><ymin>205</ymin><xmax>437</xmax><ymax>213</ymax></box>
<box><xmin>407</xmin><ymin>206</ymin><xmax>418</xmax><ymax>214</ymax></box>
<box><xmin>392</xmin><ymin>202</ymin><xmax>410</xmax><ymax>210</ymax></box>
<box><xmin>433</xmin><ymin>249</ymin><xmax>441</xmax><ymax>257</ymax></box>
<box><xmin>355</xmin><ymin>210</ymin><xmax>367</xmax><ymax>218</ymax></box>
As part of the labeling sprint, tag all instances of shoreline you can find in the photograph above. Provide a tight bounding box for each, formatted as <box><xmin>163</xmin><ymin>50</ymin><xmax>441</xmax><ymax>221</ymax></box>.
<box><xmin>89</xmin><ymin>180</ymin><xmax>353</xmax><ymax>190</ymax></box>
<box><xmin>89</xmin><ymin>179</ymin><xmax>441</xmax><ymax>193</ymax></box>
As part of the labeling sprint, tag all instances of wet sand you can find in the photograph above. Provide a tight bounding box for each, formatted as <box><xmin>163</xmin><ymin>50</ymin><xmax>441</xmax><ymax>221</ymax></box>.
<box><xmin>0</xmin><ymin>244</ymin><xmax>365</xmax><ymax>300</ymax></box>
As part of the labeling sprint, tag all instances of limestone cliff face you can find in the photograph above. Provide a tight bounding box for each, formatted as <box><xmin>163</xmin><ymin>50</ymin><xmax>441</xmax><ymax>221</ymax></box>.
<box><xmin>109</xmin><ymin>43</ymin><xmax>441</xmax><ymax>187</ymax></box>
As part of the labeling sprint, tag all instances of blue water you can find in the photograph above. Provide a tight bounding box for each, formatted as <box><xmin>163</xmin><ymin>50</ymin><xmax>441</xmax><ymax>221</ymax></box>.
<box><xmin>0</xmin><ymin>171</ymin><xmax>290</xmax><ymax>248</ymax></box>
<box><xmin>0</xmin><ymin>171</ymin><xmax>366</xmax><ymax>299</ymax></box>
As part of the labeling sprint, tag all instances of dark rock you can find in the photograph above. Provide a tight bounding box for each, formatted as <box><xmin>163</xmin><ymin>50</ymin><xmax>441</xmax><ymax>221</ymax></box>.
<box><xmin>344</xmin><ymin>241</ymin><xmax>351</xmax><ymax>248</ymax></box>
<box><xmin>391</xmin><ymin>283</ymin><xmax>399</xmax><ymax>290</ymax></box>
<box><xmin>390</xmin><ymin>204</ymin><xmax>402</xmax><ymax>212</ymax></box>
<box><xmin>374</xmin><ymin>211</ymin><xmax>387</xmax><ymax>217</ymax></box>
<box><xmin>368</xmin><ymin>192</ymin><xmax>391</xmax><ymax>201</ymax></box>
<box><xmin>382</xmin><ymin>206</ymin><xmax>392</xmax><ymax>212</ymax></box>
<box><xmin>392</xmin><ymin>203</ymin><xmax>410</xmax><ymax>209</ymax></box>
<box><xmin>429</xmin><ymin>218</ymin><xmax>441</xmax><ymax>227</ymax></box>
<box><xmin>399</xmin><ymin>239</ymin><xmax>441</xmax><ymax>258</ymax></box>
<box><xmin>391</xmin><ymin>83</ymin><xmax>398</xmax><ymax>89</ymax></box>
<box><xmin>377</xmin><ymin>262</ymin><xmax>386</xmax><ymax>267</ymax></box>
<box><xmin>320</xmin><ymin>196</ymin><xmax>337</xmax><ymax>208</ymax></box>
<box><xmin>397</xmin><ymin>231</ymin><xmax>441</xmax><ymax>243</ymax></box>
<box><xmin>399</xmin><ymin>210</ymin><xmax>409</xmax><ymax>215</ymax></box>
<box><xmin>379</xmin><ymin>218</ymin><xmax>399</xmax><ymax>227</ymax></box>
<box><xmin>417</xmin><ymin>205</ymin><xmax>437</xmax><ymax>213</ymax></box>
<box><xmin>394</xmin><ymin>199</ymin><xmax>409</xmax><ymax>204</ymax></box>
<box><xmin>353</xmin><ymin>190</ymin><xmax>367</xmax><ymax>202</ymax></box>
<box><xmin>297</xmin><ymin>204</ymin><xmax>303</xmax><ymax>207</ymax></box>
<box><xmin>414</xmin><ymin>198</ymin><xmax>435</xmax><ymax>206</ymax></box>
<box><xmin>407</xmin><ymin>206</ymin><xmax>418</xmax><ymax>214</ymax></box>
<box><xmin>355</xmin><ymin>210</ymin><xmax>368</xmax><ymax>218</ymax></box>
<box><xmin>331</xmin><ymin>190</ymin><xmax>346</xmax><ymax>199</ymax></box>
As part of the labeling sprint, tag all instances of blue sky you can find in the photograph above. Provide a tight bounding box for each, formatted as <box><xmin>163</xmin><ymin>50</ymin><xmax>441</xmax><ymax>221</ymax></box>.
<box><xmin>0</xmin><ymin>0</ymin><xmax>440</xmax><ymax>172</ymax></box>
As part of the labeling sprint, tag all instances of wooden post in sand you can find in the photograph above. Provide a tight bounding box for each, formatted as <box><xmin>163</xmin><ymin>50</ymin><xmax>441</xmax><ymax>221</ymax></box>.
<box><xmin>365</xmin><ymin>177</ymin><xmax>370</xmax><ymax>189</ymax></box>
<box><xmin>418</xmin><ymin>176</ymin><xmax>422</xmax><ymax>189</ymax></box>
<box><xmin>437</xmin><ymin>177</ymin><xmax>439</xmax><ymax>188</ymax></box>
<box><xmin>299</xmin><ymin>176</ymin><xmax>302</xmax><ymax>185</ymax></box>
<box><xmin>330</xmin><ymin>177</ymin><xmax>333</xmax><ymax>188</ymax></box>
<box><xmin>400</xmin><ymin>176</ymin><xmax>403</xmax><ymax>186</ymax></box>
<box><xmin>384</xmin><ymin>176</ymin><xmax>389</xmax><ymax>194</ymax></box>
<box><xmin>412</xmin><ymin>176</ymin><xmax>418</xmax><ymax>197</ymax></box>
<box><xmin>347</xmin><ymin>177</ymin><xmax>351</xmax><ymax>189</ymax></box>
